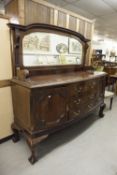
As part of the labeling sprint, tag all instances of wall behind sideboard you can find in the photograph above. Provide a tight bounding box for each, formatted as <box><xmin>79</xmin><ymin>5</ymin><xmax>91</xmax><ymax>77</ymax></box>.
<box><xmin>0</xmin><ymin>16</ymin><xmax>13</xmax><ymax>139</ymax></box>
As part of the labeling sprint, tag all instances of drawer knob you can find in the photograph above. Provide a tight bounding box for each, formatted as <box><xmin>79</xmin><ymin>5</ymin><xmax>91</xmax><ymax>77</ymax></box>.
<box><xmin>48</xmin><ymin>95</ymin><xmax>52</xmax><ymax>98</ymax></box>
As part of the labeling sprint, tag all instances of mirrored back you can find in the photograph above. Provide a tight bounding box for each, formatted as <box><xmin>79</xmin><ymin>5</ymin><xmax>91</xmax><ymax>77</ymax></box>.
<box><xmin>23</xmin><ymin>32</ymin><xmax>83</xmax><ymax>66</ymax></box>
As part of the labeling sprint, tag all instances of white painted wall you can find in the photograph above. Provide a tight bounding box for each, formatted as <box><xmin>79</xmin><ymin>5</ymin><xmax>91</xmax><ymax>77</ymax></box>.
<box><xmin>0</xmin><ymin>18</ymin><xmax>12</xmax><ymax>80</ymax></box>
<box><xmin>0</xmin><ymin>17</ymin><xmax>13</xmax><ymax>139</ymax></box>
<box><xmin>0</xmin><ymin>87</ymin><xmax>13</xmax><ymax>139</ymax></box>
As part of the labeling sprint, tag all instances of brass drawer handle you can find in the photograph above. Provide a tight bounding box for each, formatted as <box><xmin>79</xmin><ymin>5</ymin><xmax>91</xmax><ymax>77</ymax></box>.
<box><xmin>74</xmin><ymin>99</ymin><xmax>81</xmax><ymax>104</ymax></box>
<box><xmin>88</xmin><ymin>104</ymin><xmax>93</xmax><ymax>108</ymax></box>
<box><xmin>73</xmin><ymin>110</ymin><xmax>81</xmax><ymax>116</ymax></box>
<box><xmin>48</xmin><ymin>95</ymin><xmax>52</xmax><ymax>98</ymax></box>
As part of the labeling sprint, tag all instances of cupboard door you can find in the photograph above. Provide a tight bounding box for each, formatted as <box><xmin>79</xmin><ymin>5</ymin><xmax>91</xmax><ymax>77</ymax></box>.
<box><xmin>31</xmin><ymin>87</ymin><xmax>68</xmax><ymax>130</ymax></box>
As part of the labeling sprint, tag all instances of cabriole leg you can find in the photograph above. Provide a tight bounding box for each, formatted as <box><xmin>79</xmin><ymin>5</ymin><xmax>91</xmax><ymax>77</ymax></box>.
<box><xmin>26</xmin><ymin>137</ymin><xmax>38</xmax><ymax>164</ymax></box>
<box><xmin>28</xmin><ymin>146</ymin><xmax>37</xmax><ymax>164</ymax></box>
<box><xmin>26</xmin><ymin>135</ymin><xmax>48</xmax><ymax>164</ymax></box>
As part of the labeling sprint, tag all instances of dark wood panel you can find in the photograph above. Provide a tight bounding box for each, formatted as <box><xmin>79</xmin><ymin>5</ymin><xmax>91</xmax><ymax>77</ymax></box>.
<box><xmin>32</xmin><ymin>87</ymin><xmax>68</xmax><ymax>130</ymax></box>
<box><xmin>0</xmin><ymin>79</ymin><xmax>11</xmax><ymax>88</ymax></box>
<box><xmin>58</xmin><ymin>11</ymin><xmax>66</xmax><ymax>28</ymax></box>
<box><xmin>12</xmin><ymin>85</ymin><xmax>31</xmax><ymax>128</ymax></box>
<box><xmin>25</xmin><ymin>0</ymin><xmax>51</xmax><ymax>25</ymax></box>
<box><xmin>69</xmin><ymin>15</ymin><xmax>77</xmax><ymax>31</ymax></box>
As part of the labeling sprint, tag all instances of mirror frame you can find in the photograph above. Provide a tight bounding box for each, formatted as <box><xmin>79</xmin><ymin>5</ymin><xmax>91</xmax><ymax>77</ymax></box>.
<box><xmin>8</xmin><ymin>23</ymin><xmax>90</xmax><ymax>76</ymax></box>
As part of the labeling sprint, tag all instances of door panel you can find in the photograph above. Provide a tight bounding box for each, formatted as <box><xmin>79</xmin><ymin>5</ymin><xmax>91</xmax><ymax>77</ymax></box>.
<box><xmin>32</xmin><ymin>87</ymin><xmax>68</xmax><ymax>130</ymax></box>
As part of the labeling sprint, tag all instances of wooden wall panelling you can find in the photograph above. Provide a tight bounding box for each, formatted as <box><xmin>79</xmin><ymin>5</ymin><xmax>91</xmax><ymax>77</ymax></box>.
<box><xmin>79</xmin><ymin>19</ymin><xmax>85</xmax><ymax>36</ymax></box>
<box><xmin>85</xmin><ymin>43</ymin><xmax>91</xmax><ymax>66</ymax></box>
<box><xmin>5</xmin><ymin>0</ymin><xmax>19</xmax><ymax>22</ymax></box>
<box><xmin>66</xmin><ymin>14</ymin><xmax>69</xmax><ymax>29</ymax></box>
<box><xmin>84</xmin><ymin>21</ymin><xmax>87</xmax><ymax>38</ymax></box>
<box><xmin>85</xmin><ymin>22</ymin><xmax>92</xmax><ymax>39</ymax></box>
<box><xmin>84</xmin><ymin>21</ymin><xmax>94</xmax><ymax>65</ymax></box>
<box><xmin>25</xmin><ymin>0</ymin><xmax>51</xmax><ymax>25</ymax></box>
<box><xmin>50</xmin><ymin>8</ymin><xmax>54</xmax><ymax>25</ymax></box>
<box><xmin>69</xmin><ymin>15</ymin><xmax>77</xmax><ymax>31</ymax></box>
<box><xmin>5</xmin><ymin>0</ymin><xmax>94</xmax><ymax>39</ymax></box>
<box><xmin>88</xmin><ymin>23</ymin><xmax>95</xmax><ymax>65</ymax></box>
<box><xmin>18</xmin><ymin>0</ymin><xmax>25</xmax><ymax>25</ymax></box>
<box><xmin>57</xmin><ymin>11</ymin><xmax>66</xmax><ymax>28</ymax></box>
<box><xmin>54</xmin><ymin>9</ymin><xmax>58</xmax><ymax>26</ymax></box>
<box><xmin>32</xmin><ymin>0</ymin><xmax>93</xmax><ymax>23</ymax></box>
<box><xmin>76</xmin><ymin>18</ymin><xmax>80</xmax><ymax>32</ymax></box>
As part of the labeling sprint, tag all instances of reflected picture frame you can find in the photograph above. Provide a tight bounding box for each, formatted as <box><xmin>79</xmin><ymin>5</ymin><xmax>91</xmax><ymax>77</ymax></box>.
<box><xmin>69</xmin><ymin>38</ymin><xmax>82</xmax><ymax>54</ymax></box>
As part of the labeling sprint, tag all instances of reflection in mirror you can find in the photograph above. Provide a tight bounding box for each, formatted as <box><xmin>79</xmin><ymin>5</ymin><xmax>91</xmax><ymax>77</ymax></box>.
<box><xmin>23</xmin><ymin>32</ymin><xmax>83</xmax><ymax>66</ymax></box>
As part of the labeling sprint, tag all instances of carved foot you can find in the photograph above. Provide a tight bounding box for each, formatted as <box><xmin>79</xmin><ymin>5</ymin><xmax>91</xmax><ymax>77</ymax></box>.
<box><xmin>28</xmin><ymin>145</ymin><xmax>38</xmax><ymax>164</ymax></box>
<box><xmin>99</xmin><ymin>103</ymin><xmax>106</xmax><ymax>118</ymax></box>
<box><xmin>12</xmin><ymin>131</ymin><xmax>20</xmax><ymax>142</ymax></box>
<box><xmin>26</xmin><ymin>138</ymin><xmax>38</xmax><ymax>164</ymax></box>
<box><xmin>26</xmin><ymin>135</ymin><xmax>48</xmax><ymax>164</ymax></box>
<box><xmin>28</xmin><ymin>154</ymin><xmax>37</xmax><ymax>164</ymax></box>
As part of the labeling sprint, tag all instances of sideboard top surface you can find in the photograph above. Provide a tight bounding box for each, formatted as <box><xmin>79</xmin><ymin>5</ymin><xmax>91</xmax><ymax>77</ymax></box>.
<box><xmin>11</xmin><ymin>71</ymin><xmax>107</xmax><ymax>89</ymax></box>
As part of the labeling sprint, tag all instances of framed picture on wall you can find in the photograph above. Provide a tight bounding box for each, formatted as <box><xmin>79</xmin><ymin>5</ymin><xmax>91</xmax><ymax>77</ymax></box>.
<box><xmin>69</xmin><ymin>38</ymin><xmax>82</xmax><ymax>54</ymax></box>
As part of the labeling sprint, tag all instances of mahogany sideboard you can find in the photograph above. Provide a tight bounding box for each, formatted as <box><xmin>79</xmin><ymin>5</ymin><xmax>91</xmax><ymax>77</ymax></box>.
<box><xmin>8</xmin><ymin>23</ymin><xmax>107</xmax><ymax>164</ymax></box>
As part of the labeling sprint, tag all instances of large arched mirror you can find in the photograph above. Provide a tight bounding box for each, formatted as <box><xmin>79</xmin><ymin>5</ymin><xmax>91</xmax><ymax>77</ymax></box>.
<box><xmin>22</xmin><ymin>32</ymin><xmax>83</xmax><ymax>66</ymax></box>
